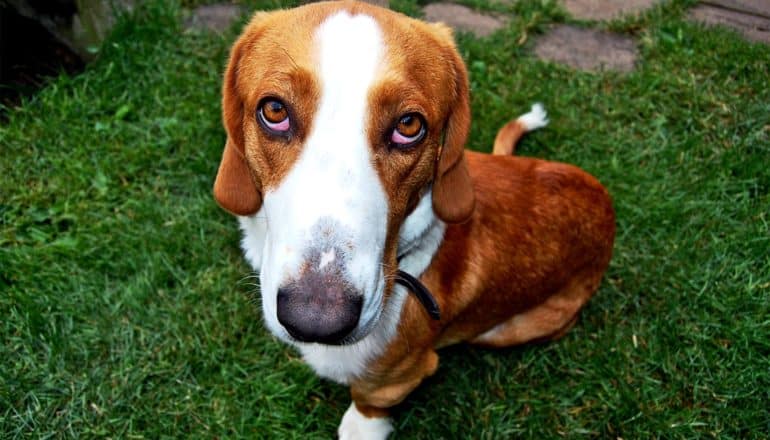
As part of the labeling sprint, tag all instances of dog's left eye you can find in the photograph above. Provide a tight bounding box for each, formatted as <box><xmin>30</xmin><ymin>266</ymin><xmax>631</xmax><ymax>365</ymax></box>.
<box><xmin>390</xmin><ymin>114</ymin><xmax>426</xmax><ymax>148</ymax></box>
<box><xmin>258</xmin><ymin>99</ymin><xmax>291</xmax><ymax>133</ymax></box>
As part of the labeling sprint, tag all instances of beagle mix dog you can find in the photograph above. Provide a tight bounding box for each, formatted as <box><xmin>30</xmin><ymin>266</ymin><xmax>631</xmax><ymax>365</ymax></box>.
<box><xmin>213</xmin><ymin>1</ymin><xmax>615</xmax><ymax>438</ymax></box>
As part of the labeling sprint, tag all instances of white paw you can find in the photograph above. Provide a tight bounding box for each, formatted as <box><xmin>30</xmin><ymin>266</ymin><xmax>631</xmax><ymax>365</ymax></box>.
<box><xmin>338</xmin><ymin>402</ymin><xmax>393</xmax><ymax>440</ymax></box>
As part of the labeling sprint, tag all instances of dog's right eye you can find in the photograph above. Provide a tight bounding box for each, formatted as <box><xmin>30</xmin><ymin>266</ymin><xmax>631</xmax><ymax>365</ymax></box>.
<box><xmin>258</xmin><ymin>99</ymin><xmax>291</xmax><ymax>134</ymax></box>
<box><xmin>389</xmin><ymin>113</ymin><xmax>426</xmax><ymax>149</ymax></box>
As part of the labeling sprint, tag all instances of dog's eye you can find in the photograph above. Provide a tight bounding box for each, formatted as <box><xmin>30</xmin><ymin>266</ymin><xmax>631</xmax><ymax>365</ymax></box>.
<box><xmin>390</xmin><ymin>114</ymin><xmax>426</xmax><ymax>147</ymax></box>
<box><xmin>258</xmin><ymin>99</ymin><xmax>290</xmax><ymax>133</ymax></box>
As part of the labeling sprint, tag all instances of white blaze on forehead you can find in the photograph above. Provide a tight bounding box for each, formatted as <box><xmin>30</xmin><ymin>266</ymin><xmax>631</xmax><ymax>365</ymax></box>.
<box><xmin>259</xmin><ymin>11</ymin><xmax>389</xmax><ymax>343</ymax></box>
<box><xmin>317</xmin><ymin>12</ymin><xmax>384</xmax><ymax>105</ymax></box>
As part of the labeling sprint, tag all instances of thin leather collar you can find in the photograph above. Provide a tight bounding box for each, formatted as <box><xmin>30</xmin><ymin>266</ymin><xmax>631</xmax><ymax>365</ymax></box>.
<box><xmin>394</xmin><ymin>269</ymin><xmax>440</xmax><ymax>321</ymax></box>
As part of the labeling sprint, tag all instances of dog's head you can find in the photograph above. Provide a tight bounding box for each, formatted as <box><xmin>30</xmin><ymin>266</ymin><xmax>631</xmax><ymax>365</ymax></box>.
<box><xmin>214</xmin><ymin>2</ymin><xmax>474</xmax><ymax>345</ymax></box>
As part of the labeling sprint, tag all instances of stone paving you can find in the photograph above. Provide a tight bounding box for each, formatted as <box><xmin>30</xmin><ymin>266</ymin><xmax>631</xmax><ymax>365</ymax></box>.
<box><xmin>533</xmin><ymin>25</ymin><xmax>638</xmax><ymax>72</ymax></box>
<box><xmin>422</xmin><ymin>3</ymin><xmax>507</xmax><ymax>37</ymax></box>
<box><xmin>689</xmin><ymin>0</ymin><xmax>770</xmax><ymax>44</ymax></box>
<box><xmin>184</xmin><ymin>4</ymin><xmax>244</xmax><ymax>33</ymax></box>
<box><xmin>562</xmin><ymin>0</ymin><xmax>660</xmax><ymax>21</ymax></box>
<box><xmin>185</xmin><ymin>1</ymin><xmax>770</xmax><ymax>72</ymax></box>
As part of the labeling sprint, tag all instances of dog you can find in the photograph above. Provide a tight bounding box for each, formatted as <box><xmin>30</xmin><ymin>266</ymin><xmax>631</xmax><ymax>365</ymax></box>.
<box><xmin>213</xmin><ymin>1</ymin><xmax>615</xmax><ymax>438</ymax></box>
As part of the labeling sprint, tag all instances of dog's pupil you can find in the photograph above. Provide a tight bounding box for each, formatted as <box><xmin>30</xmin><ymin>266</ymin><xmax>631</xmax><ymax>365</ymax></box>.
<box><xmin>266</xmin><ymin>101</ymin><xmax>285</xmax><ymax>121</ymax></box>
<box><xmin>399</xmin><ymin>115</ymin><xmax>419</xmax><ymax>135</ymax></box>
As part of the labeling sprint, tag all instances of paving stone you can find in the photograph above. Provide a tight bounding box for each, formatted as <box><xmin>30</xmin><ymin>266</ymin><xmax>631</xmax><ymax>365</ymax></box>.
<box><xmin>533</xmin><ymin>25</ymin><xmax>638</xmax><ymax>72</ymax></box>
<box><xmin>701</xmin><ymin>0</ymin><xmax>770</xmax><ymax>17</ymax></box>
<box><xmin>302</xmin><ymin>0</ymin><xmax>390</xmax><ymax>7</ymax></box>
<box><xmin>184</xmin><ymin>4</ymin><xmax>244</xmax><ymax>33</ymax></box>
<box><xmin>359</xmin><ymin>0</ymin><xmax>389</xmax><ymax>7</ymax></box>
<box><xmin>689</xmin><ymin>4</ymin><xmax>770</xmax><ymax>44</ymax></box>
<box><xmin>423</xmin><ymin>3</ymin><xmax>507</xmax><ymax>37</ymax></box>
<box><xmin>562</xmin><ymin>0</ymin><xmax>660</xmax><ymax>21</ymax></box>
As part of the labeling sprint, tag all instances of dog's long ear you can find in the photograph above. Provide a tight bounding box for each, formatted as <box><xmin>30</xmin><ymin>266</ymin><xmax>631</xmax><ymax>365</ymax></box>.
<box><xmin>213</xmin><ymin>15</ymin><xmax>266</xmax><ymax>216</ymax></box>
<box><xmin>431</xmin><ymin>26</ymin><xmax>475</xmax><ymax>224</ymax></box>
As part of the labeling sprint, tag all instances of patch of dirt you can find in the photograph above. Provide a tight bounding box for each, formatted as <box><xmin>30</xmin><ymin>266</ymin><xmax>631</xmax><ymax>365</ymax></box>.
<box><xmin>689</xmin><ymin>3</ymin><xmax>770</xmax><ymax>44</ymax></box>
<box><xmin>359</xmin><ymin>0</ymin><xmax>389</xmax><ymax>7</ymax></box>
<box><xmin>533</xmin><ymin>25</ymin><xmax>638</xmax><ymax>72</ymax></box>
<box><xmin>423</xmin><ymin>3</ymin><xmax>507</xmax><ymax>37</ymax></box>
<box><xmin>562</xmin><ymin>0</ymin><xmax>660</xmax><ymax>20</ymax></box>
<box><xmin>302</xmin><ymin>0</ymin><xmax>390</xmax><ymax>7</ymax></box>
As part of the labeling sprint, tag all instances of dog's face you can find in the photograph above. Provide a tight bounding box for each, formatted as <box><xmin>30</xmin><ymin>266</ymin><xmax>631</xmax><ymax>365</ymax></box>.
<box><xmin>214</xmin><ymin>2</ymin><xmax>474</xmax><ymax>345</ymax></box>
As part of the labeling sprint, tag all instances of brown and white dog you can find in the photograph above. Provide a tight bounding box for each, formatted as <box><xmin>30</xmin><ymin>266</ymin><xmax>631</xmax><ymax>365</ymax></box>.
<box><xmin>213</xmin><ymin>1</ymin><xmax>615</xmax><ymax>437</ymax></box>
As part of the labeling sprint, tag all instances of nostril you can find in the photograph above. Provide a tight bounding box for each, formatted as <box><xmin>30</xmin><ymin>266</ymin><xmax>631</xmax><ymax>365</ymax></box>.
<box><xmin>276</xmin><ymin>288</ymin><xmax>290</xmax><ymax>306</ymax></box>
<box><xmin>276</xmin><ymin>284</ymin><xmax>362</xmax><ymax>344</ymax></box>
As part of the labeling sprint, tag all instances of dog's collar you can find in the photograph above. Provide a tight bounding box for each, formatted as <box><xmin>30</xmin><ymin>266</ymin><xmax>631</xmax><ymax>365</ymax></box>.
<box><xmin>394</xmin><ymin>269</ymin><xmax>440</xmax><ymax>321</ymax></box>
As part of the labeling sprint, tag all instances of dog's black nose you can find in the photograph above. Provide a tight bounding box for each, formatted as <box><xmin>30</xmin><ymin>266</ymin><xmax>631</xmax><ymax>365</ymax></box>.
<box><xmin>276</xmin><ymin>278</ymin><xmax>362</xmax><ymax>345</ymax></box>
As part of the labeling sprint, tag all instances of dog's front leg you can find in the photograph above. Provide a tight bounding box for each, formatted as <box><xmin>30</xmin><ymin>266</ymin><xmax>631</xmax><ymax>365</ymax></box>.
<box><xmin>339</xmin><ymin>350</ymin><xmax>439</xmax><ymax>439</ymax></box>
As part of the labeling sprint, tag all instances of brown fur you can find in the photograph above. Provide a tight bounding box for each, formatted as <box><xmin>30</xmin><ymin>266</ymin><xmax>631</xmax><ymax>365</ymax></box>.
<box><xmin>492</xmin><ymin>119</ymin><xmax>528</xmax><ymax>156</ymax></box>
<box><xmin>349</xmin><ymin>151</ymin><xmax>615</xmax><ymax>411</ymax></box>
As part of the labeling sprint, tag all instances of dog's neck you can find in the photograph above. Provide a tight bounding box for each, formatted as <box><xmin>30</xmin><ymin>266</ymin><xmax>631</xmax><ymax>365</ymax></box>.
<box><xmin>395</xmin><ymin>188</ymin><xmax>445</xmax><ymax>319</ymax></box>
<box><xmin>396</xmin><ymin>188</ymin><xmax>446</xmax><ymax>279</ymax></box>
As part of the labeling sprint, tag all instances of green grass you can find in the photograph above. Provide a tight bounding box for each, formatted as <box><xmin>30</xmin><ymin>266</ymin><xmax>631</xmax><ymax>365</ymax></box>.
<box><xmin>2</xmin><ymin>0</ymin><xmax>768</xmax><ymax>437</ymax></box>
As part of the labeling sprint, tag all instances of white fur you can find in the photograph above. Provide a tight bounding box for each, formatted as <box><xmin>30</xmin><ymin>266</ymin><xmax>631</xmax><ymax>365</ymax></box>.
<box><xmin>517</xmin><ymin>103</ymin><xmax>549</xmax><ymax>131</ymax></box>
<box><xmin>258</xmin><ymin>11</ymin><xmax>388</xmax><ymax>345</ymax></box>
<box><xmin>338</xmin><ymin>402</ymin><xmax>393</xmax><ymax>440</ymax></box>
<box><xmin>318</xmin><ymin>248</ymin><xmax>336</xmax><ymax>270</ymax></box>
<box><xmin>238</xmin><ymin>212</ymin><xmax>266</xmax><ymax>271</ymax></box>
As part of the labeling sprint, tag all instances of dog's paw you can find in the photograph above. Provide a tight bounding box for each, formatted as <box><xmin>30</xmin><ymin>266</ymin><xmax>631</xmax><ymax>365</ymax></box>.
<box><xmin>338</xmin><ymin>402</ymin><xmax>393</xmax><ymax>440</ymax></box>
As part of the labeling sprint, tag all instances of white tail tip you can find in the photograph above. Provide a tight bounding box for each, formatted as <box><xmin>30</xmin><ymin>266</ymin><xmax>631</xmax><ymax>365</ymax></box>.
<box><xmin>517</xmin><ymin>103</ymin><xmax>549</xmax><ymax>132</ymax></box>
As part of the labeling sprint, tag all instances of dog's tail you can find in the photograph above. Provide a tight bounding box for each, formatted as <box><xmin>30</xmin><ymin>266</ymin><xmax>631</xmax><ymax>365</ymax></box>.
<box><xmin>492</xmin><ymin>103</ymin><xmax>549</xmax><ymax>156</ymax></box>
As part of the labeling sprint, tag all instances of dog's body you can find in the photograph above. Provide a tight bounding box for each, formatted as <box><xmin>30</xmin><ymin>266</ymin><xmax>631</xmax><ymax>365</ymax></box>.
<box><xmin>214</xmin><ymin>2</ymin><xmax>615</xmax><ymax>438</ymax></box>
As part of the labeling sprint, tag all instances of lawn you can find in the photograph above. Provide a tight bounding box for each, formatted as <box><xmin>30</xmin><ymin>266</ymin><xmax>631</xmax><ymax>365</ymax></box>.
<box><xmin>1</xmin><ymin>0</ymin><xmax>768</xmax><ymax>438</ymax></box>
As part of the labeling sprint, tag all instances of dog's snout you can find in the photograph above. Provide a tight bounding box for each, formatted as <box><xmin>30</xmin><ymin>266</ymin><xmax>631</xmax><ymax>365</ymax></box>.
<box><xmin>276</xmin><ymin>274</ymin><xmax>362</xmax><ymax>345</ymax></box>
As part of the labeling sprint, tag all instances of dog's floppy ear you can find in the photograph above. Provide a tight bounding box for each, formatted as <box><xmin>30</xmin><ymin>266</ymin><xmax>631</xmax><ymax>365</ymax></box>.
<box><xmin>431</xmin><ymin>26</ymin><xmax>475</xmax><ymax>224</ymax></box>
<box><xmin>213</xmin><ymin>14</ymin><xmax>266</xmax><ymax>216</ymax></box>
